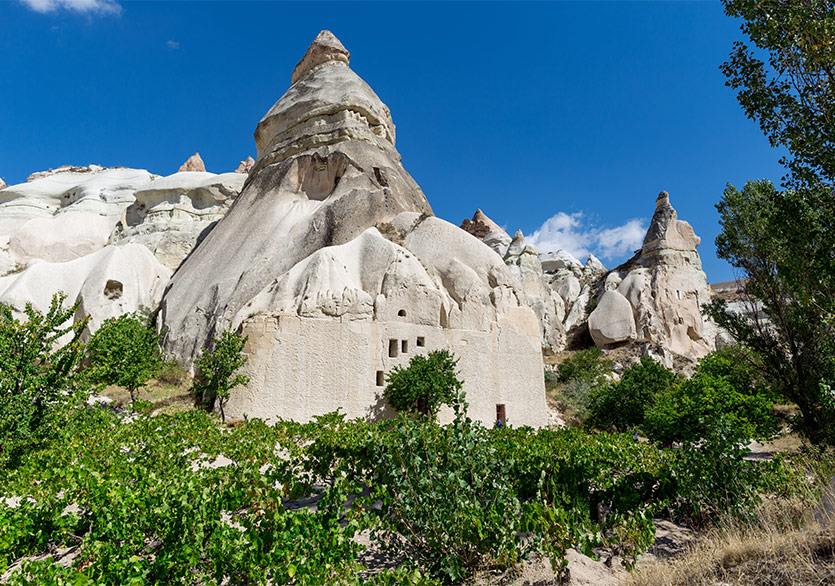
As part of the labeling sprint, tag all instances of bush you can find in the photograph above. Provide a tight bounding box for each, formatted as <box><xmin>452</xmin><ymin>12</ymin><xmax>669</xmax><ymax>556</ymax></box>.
<box><xmin>384</xmin><ymin>350</ymin><xmax>463</xmax><ymax>419</ymax></box>
<box><xmin>86</xmin><ymin>312</ymin><xmax>163</xmax><ymax>403</ymax></box>
<box><xmin>156</xmin><ymin>360</ymin><xmax>189</xmax><ymax>387</ymax></box>
<box><xmin>588</xmin><ymin>358</ymin><xmax>678</xmax><ymax>432</ymax></box>
<box><xmin>191</xmin><ymin>330</ymin><xmax>249</xmax><ymax>422</ymax></box>
<box><xmin>667</xmin><ymin>418</ymin><xmax>762</xmax><ymax>523</ymax></box>
<box><xmin>643</xmin><ymin>348</ymin><xmax>778</xmax><ymax>445</ymax></box>
<box><xmin>366</xmin><ymin>399</ymin><xmax>523</xmax><ymax>582</ymax></box>
<box><xmin>555</xmin><ymin>347</ymin><xmax>612</xmax><ymax>386</ymax></box>
<box><xmin>0</xmin><ymin>294</ymin><xmax>89</xmax><ymax>468</ymax></box>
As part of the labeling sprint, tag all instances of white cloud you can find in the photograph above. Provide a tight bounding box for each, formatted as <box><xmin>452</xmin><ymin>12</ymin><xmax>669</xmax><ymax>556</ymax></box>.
<box><xmin>526</xmin><ymin>211</ymin><xmax>646</xmax><ymax>263</ymax></box>
<box><xmin>166</xmin><ymin>40</ymin><xmax>180</xmax><ymax>50</ymax></box>
<box><xmin>20</xmin><ymin>0</ymin><xmax>122</xmax><ymax>15</ymax></box>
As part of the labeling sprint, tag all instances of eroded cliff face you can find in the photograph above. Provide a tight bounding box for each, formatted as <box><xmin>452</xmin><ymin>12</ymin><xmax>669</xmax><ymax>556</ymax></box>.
<box><xmin>159</xmin><ymin>31</ymin><xmax>548</xmax><ymax>427</ymax></box>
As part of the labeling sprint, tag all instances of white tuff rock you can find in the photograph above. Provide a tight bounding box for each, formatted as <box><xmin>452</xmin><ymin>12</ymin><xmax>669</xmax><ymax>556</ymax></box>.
<box><xmin>160</xmin><ymin>31</ymin><xmax>548</xmax><ymax>427</ymax></box>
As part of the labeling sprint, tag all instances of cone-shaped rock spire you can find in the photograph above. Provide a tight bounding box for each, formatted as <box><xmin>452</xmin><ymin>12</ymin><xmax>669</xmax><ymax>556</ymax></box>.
<box><xmin>291</xmin><ymin>30</ymin><xmax>350</xmax><ymax>85</ymax></box>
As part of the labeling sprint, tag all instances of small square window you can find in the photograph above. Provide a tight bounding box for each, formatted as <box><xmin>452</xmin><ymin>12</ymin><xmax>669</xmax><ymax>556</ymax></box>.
<box><xmin>416</xmin><ymin>337</ymin><xmax>425</xmax><ymax>347</ymax></box>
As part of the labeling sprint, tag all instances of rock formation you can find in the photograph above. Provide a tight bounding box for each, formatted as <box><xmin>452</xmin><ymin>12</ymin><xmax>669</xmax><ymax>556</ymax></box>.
<box><xmin>178</xmin><ymin>153</ymin><xmax>206</xmax><ymax>173</ymax></box>
<box><xmin>159</xmin><ymin>31</ymin><xmax>548</xmax><ymax>427</ymax></box>
<box><xmin>587</xmin><ymin>191</ymin><xmax>714</xmax><ymax>359</ymax></box>
<box><xmin>460</xmin><ymin>209</ymin><xmax>512</xmax><ymax>255</ymax></box>
<box><xmin>0</xmin><ymin>164</ymin><xmax>245</xmax><ymax>337</ymax></box>
<box><xmin>235</xmin><ymin>156</ymin><xmax>255</xmax><ymax>174</ymax></box>
<box><xmin>0</xmin><ymin>243</ymin><xmax>170</xmax><ymax>339</ymax></box>
<box><xmin>0</xmin><ymin>167</ymin><xmax>153</xmax><ymax>270</ymax></box>
<box><xmin>110</xmin><ymin>171</ymin><xmax>246</xmax><ymax>270</ymax></box>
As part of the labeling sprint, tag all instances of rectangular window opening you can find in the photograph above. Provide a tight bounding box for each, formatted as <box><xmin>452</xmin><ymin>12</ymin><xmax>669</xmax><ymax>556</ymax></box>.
<box><xmin>376</xmin><ymin>371</ymin><xmax>385</xmax><ymax>387</ymax></box>
<box><xmin>388</xmin><ymin>339</ymin><xmax>398</xmax><ymax>358</ymax></box>
<box><xmin>496</xmin><ymin>404</ymin><xmax>507</xmax><ymax>426</ymax></box>
<box><xmin>416</xmin><ymin>336</ymin><xmax>425</xmax><ymax>347</ymax></box>
<box><xmin>401</xmin><ymin>340</ymin><xmax>408</xmax><ymax>354</ymax></box>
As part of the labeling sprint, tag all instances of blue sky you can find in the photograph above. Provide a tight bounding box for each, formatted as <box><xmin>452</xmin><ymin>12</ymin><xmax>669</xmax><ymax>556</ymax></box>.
<box><xmin>0</xmin><ymin>1</ymin><xmax>786</xmax><ymax>283</ymax></box>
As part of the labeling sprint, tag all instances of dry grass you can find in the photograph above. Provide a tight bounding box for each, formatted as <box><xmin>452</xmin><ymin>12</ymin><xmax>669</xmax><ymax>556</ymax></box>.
<box><xmin>627</xmin><ymin>497</ymin><xmax>835</xmax><ymax>586</ymax></box>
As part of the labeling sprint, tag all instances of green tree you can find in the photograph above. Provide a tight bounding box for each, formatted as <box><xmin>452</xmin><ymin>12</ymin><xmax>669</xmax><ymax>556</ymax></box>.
<box><xmin>0</xmin><ymin>293</ymin><xmax>88</xmax><ymax>467</ymax></box>
<box><xmin>86</xmin><ymin>312</ymin><xmax>163</xmax><ymax>404</ymax></box>
<box><xmin>588</xmin><ymin>357</ymin><xmax>678</xmax><ymax>432</ymax></box>
<box><xmin>192</xmin><ymin>330</ymin><xmax>249</xmax><ymax>422</ymax></box>
<box><xmin>711</xmin><ymin>0</ymin><xmax>835</xmax><ymax>443</ymax></box>
<box><xmin>384</xmin><ymin>350</ymin><xmax>463</xmax><ymax>419</ymax></box>
<box><xmin>721</xmin><ymin>0</ymin><xmax>835</xmax><ymax>190</ymax></box>
<box><xmin>643</xmin><ymin>348</ymin><xmax>779</xmax><ymax>445</ymax></box>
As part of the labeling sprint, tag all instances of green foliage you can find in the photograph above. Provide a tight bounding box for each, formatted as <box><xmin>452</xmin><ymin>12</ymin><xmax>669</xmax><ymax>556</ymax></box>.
<box><xmin>716</xmin><ymin>2</ymin><xmax>835</xmax><ymax>444</ymax></box>
<box><xmin>588</xmin><ymin>358</ymin><xmax>678</xmax><ymax>432</ymax></box>
<box><xmin>383</xmin><ymin>350</ymin><xmax>463</xmax><ymax>419</ymax></box>
<box><xmin>0</xmin><ymin>293</ymin><xmax>88</xmax><ymax>468</ymax></box>
<box><xmin>665</xmin><ymin>419</ymin><xmax>763</xmax><ymax>523</ymax></box>
<box><xmin>721</xmin><ymin>0</ymin><xmax>835</xmax><ymax>190</ymax></box>
<box><xmin>555</xmin><ymin>347</ymin><xmax>612</xmax><ymax>386</ymax></box>
<box><xmin>549</xmin><ymin>348</ymin><xmax>614</xmax><ymax>426</ymax></box>
<box><xmin>86</xmin><ymin>312</ymin><xmax>163</xmax><ymax>403</ymax></box>
<box><xmin>643</xmin><ymin>348</ymin><xmax>779</xmax><ymax>445</ymax></box>
<box><xmin>192</xmin><ymin>330</ymin><xmax>250</xmax><ymax>423</ymax></box>
<box><xmin>365</xmin><ymin>400</ymin><xmax>522</xmax><ymax>582</ymax></box>
<box><xmin>0</xmin><ymin>409</ymin><xmax>362</xmax><ymax>584</ymax></box>
<box><xmin>707</xmin><ymin>181</ymin><xmax>835</xmax><ymax>444</ymax></box>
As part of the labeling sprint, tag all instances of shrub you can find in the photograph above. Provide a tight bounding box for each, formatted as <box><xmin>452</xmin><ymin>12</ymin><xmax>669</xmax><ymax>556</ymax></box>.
<box><xmin>0</xmin><ymin>293</ymin><xmax>88</xmax><ymax>468</ymax></box>
<box><xmin>384</xmin><ymin>350</ymin><xmax>462</xmax><ymax>419</ymax></box>
<box><xmin>588</xmin><ymin>358</ymin><xmax>678</xmax><ymax>432</ymax></box>
<box><xmin>156</xmin><ymin>360</ymin><xmax>190</xmax><ymax>387</ymax></box>
<box><xmin>191</xmin><ymin>330</ymin><xmax>249</xmax><ymax>422</ymax></box>
<box><xmin>643</xmin><ymin>348</ymin><xmax>778</xmax><ymax>445</ymax></box>
<box><xmin>86</xmin><ymin>312</ymin><xmax>163</xmax><ymax>403</ymax></box>
<box><xmin>555</xmin><ymin>347</ymin><xmax>612</xmax><ymax>386</ymax></box>
<box><xmin>667</xmin><ymin>418</ymin><xmax>762</xmax><ymax>523</ymax></box>
<box><xmin>366</xmin><ymin>399</ymin><xmax>523</xmax><ymax>582</ymax></box>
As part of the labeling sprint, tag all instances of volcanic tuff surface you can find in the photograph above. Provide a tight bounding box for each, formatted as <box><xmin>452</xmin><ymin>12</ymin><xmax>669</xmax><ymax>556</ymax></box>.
<box><xmin>158</xmin><ymin>30</ymin><xmax>549</xmax><ymax>426</ymax></box>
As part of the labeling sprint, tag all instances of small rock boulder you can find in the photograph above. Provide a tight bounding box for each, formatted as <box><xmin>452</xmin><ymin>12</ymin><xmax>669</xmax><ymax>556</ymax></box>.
<box><xmin>588</xmin><ymin>289</ymin><xmax>637</xmax><ymax>346</ymax></box>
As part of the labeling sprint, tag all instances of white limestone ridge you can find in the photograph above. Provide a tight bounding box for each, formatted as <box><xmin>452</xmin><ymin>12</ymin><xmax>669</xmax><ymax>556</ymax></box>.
<box><xmin>158</xmin><ymin>31</ymin><xmax>548</xmax><ymax>426</ymax></box>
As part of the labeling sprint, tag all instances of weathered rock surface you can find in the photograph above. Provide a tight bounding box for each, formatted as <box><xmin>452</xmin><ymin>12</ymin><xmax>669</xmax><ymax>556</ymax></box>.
<box><xmin>589</xmin><ymin>191</ymin><xmax>714</xmax><ymax>358</ymax></box>
<box><xmin>0</xmin><ymin>168</ymin><xmax>153</xmax><ymax>269</ymax></box>
<box><xmin>235</xmin><ymin>156</ymin><xmax>255</xmax><ymax>174</ymax></box>
<box><xmin>178</xmin><ymin>153</ymin><xmax>206</xmax><ymax>173</ymax></box>
<box><xmin>110</xmin><ymin>171</ymin><xmax>246</xmax><ymax>270</ymax></box>
<box><xmin>588</xmin><ymin>289</ymin><xmax>637</xmax><ymax>345</ymax></box>
<box><xmin>540</xmin><ymin>249</ymin><xmax>581</xmax><ymax>272</ymax></box>
<box><xmin>160</xmin><ymin>31</ymin><xmax>547</xmax><ymax>427</ymax></box>
<box><xmin>460</xmin><ymin>209</ymin><xmax>512</xmax><ymax>255</ymax></box>
<box><xmin>0</xmin><ymin>243</ymin><xmax>171</xmax><ymax>337</ymax></box>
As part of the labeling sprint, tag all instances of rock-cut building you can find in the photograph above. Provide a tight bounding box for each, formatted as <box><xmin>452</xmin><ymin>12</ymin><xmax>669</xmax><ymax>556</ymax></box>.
<box><xmin>159</xmin><ymin>31</ymin><xmax>549</xmax><ymax>427</ymax></box>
